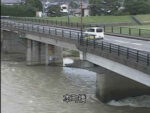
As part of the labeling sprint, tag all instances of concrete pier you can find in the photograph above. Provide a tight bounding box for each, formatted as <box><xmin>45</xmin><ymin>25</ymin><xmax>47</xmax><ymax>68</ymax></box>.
<box><xmin>26</xmin><ymin>39</ymin><xmax>63</xmax><ymax>65</ymax></box>
<box><xmin>48</xmin><ymin>45</ymin><xmax>63</xmax><ymax>65</ymax></box>
<box><xmin>96</xmin><ymin>68</ymin><xmax>150</xmax><ymax>102</ymax></box>
<box><xmin>26</xmin><ymin>40</ymin><xmax>32</xmax><ymax>65</ymax></box>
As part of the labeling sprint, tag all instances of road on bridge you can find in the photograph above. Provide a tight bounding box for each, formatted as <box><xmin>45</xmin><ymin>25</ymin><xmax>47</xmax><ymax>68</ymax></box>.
<box><xmin>2</xmin><ymin>19</ymin><xmax>150</xmax><ymax>52</ymax></box>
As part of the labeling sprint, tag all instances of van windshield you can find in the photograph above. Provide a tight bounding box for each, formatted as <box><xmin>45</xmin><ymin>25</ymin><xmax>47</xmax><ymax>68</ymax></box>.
<box><xmin>87</xmin><ymin>29</ymin><xmax>95</xmax><ymax>32</ymax></box>
<box><xmin>96</xmin><ymin>29</ymin><xmax>103</xmax><ymax>32</ymax></box>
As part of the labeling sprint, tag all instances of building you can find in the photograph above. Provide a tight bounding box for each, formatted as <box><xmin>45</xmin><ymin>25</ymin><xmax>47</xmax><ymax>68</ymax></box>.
<box><xmin>82</xmin><ymin>3</ymin><xmax>90</xmax><ymax>17</ymax></box>
<box><xmin>73</xmin><ymin>3</ymin><xmax>90</xmax><ymax>17</ymax></box>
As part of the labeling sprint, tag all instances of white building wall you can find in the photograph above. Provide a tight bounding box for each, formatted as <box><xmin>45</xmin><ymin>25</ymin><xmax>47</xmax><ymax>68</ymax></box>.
<box><xmin>84</xmin><ymin>9</ymin><xmax>89</xmax><ymax>16</ymax></box>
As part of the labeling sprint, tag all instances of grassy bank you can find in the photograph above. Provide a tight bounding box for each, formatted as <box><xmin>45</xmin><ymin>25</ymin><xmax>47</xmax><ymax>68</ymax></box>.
<box><xmin>41</xmin><ymin>15</ymin><xmax>134</xmax><ymax>24</ymax></box>
<box><xmin>136</xmin><ymin>14</ymin><xmax>150</xmax><ymax>23</ymax></box>
<box><xmin>127</xmin><ymin>25</ymin><xmax>150</xmax><ymax>29</ymax></box>
<box><xmin>105</xmin><ymin>25</ymin><xmax>150</xmax><ymax>37</ymax></box>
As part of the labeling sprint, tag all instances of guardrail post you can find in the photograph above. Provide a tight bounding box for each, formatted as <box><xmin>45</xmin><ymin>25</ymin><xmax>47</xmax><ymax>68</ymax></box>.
<box><xmin>90</xmin><ymin>24</ymin><xmax>92</xmax><ymax>27</ymax></box>
<box><xmin>147</xmin><ymin>54</ymin><xmax>149</xmax><ymax>66</ymax></box>
<box><xmin>23</xmin><ymin>23</ymin><xmax>24</xmax><ymax>30</ymax></box>
<box><xmin>46</xmin><ymin>20</ymin><xmax>48</xmax><ymax>24</ymax></box>
<box><xmin>43</xmin><ymin>27</ymin><xmax>44</xmax><ymax>33</ymax></box>
<box><xmin>93</xmin><ymin>36</ymin><xmax>95</xmax><ymax>48</ymax></box>
<box><xmin>70</xmin><ymin>31</ymin><xmax>71</xmax><ymax>38</ymax></box>
<box><xmin>127</xmin><ymin>48</ymin><xmax>129</xmax><ymax>59</ymax></box>
<box><xmin>62</xmin><ymin>30</ymin><xmax>64</xmax><ymax>37</ymax></box>
<box><xmin>32</xmin><ymin>24</ymin><xmax>33</xmax><ymax>31</ymax></box>
<box><xmin>101</xmin><ymin>41</ymin><xmax>103</xmax><ymax>50</ymax></box>
<box><xmin>111</xmin><ymin>26</ymin><xmax>113</xmax><ymax>33</ymax></box>
<box><xmin>118</xmin><ymin>45</ymin><xmax>120</xmax><ymax>56</ymax></box>
<box><xmin>139</xmin><ymin>29</ymin><xmax>141</xmax><ymax>36</ymax></box>
<box><xmin>120</xmin><ymin>27</ymin><xmax>122</xmax><ymax>34</ymax></box>
<box><xmin>28</xmin><ymin>24</ymin><xmax>30</xmax><ymax>31</ymax></box>
<box><xmin>49</xmin><ymin>27</ymin><xmax>51</xmax><ymax>34</ymax></box>
<box><xmin>60</xmin><ymin>21</ymin><xmax>61</xmax><ymax>26</ymax></box>
<box><xmin>78</xmin><ymin>32</ymin><xmax>80</xmax><ymax>42</ymax></box>
<box><xmin>55</xmin><ymin>29</ymin><xmax>57</xmax><ymax>35</ymax></box>
<box><xmin>86</xmin><ymin>38</ymin><xmax>88</xmax><ymax>46</ymax></box>
<box><xmin>37</xmin><ymin>26</ymin><xmax>39</xmax><ymax>32</ymax></box>
<box><xmin>109</xmin><ymin>43</ymin><xmax>111</xmax><ymax>53</ymax></box>
<box><xmin>56</xmin><ymin>20</ymin><xmax>57</xmax><ymax>25</ymax></box>
<box><xmin>129</xmin><ymin>28</ymin><xmax>131</xmax><ymax>35</ymax></box>
<box><xmin>103</xmin><ymin>26</ymin><xmax>105</xmax><ymax>32</ymax></box>
<box><xmin>136</xmin><ymin>50</ymin><xmax>139</xmax><ymax>62</ymax></box>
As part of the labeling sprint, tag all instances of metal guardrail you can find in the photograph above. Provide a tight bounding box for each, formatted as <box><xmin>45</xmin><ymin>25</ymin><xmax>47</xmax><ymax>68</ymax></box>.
<box><xmin>1</xmin><ymin>20</ymin><xmax>150</xmax><ymax>66</ymax></box>
<box><xmin>2</xmin><ymin>16</ymin><xmax>150</xmax><ymax>38</ymax></box>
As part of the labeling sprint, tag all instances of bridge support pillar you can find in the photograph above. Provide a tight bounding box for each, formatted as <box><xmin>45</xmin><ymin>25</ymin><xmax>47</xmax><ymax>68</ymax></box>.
<box><xmin>96</xmin><ymin>69</ymin><xmax>150</xmax><ymax>102</ymax></box>
<box><xmin>48</xmin><ymin>45</ymin><xmax>63</xmax><ymax>65</ymax></box>
<box><xmin>31</xmin><ymin>41</ymin><xmax>40</xmax><ymax>65</ymax></box>
<box><xmin>79</xmin><ymin>51</ymin><xmax>86</xmax><ymax>60</ymax></box>
<box><xmin>26</xmin><ymin>39</ymin><xmax>63</xmax><ymax>65</ymax></box>
<box><xmin>26</xmin><ymin>40</ymin><xmax>33</xmax><ymax>65</ymax></box>
<box><xmin>26</xmin><ymin>40</ymin><xmax>48</xmax><ymax>65</ymax></box>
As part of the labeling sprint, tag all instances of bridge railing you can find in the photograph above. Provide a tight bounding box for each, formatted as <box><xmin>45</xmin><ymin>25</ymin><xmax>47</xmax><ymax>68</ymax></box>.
<box><xmin>2</xmin><ymin>16</ymin><xmax>150</xmax><ymax>38</ymax></box>
<box><xmin>1</xmin><ymin>20</ymin><xmax>150</xmax><ymax>66</ymax></box>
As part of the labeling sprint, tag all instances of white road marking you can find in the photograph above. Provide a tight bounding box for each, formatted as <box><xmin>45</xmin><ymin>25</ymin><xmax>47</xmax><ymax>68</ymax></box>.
<box><xmin>114</xmin><ymin>40</ymin><xmax>129</xmax><ymax>44</ymax></box>
<box><xmin>114</xmin><ymin>40</ymin><xmax>142</xmax><ymax>46</ymax></box>
<box><xmin>132</xmin><ymin>43</ymin><xmax>142</xmax><ymax>46</ymax></box>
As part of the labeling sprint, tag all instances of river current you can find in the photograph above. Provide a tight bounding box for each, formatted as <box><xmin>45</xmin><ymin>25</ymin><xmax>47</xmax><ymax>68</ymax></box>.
<box><xmin>1</xmin><ymin>55</ymin><xmax>150</xmax><ymax>113</ymax></box>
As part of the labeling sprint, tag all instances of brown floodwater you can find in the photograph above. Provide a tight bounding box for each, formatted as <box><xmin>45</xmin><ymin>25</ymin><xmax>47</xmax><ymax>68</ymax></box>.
<box><xmin>1</xmin><ymin>54</ymin><xmax>150</xmax><ymax>113</ymax></box>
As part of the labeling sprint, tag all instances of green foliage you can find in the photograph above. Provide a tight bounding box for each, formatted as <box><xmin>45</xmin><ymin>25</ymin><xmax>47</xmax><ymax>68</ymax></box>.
<box><xmin>25</xmin><ymin>0</ymin><xmax>42</xmax><ymax>11</ymax></box>
<box><xmin>1</xmin><ymin>0</ymin><xmax>42</xmax><ymax>17</ymax></box>
<box><xmin>1</xmin><ymin>4</ymin><xmax>35</xmax><ymax>16</ymax></box>
<box><xmin>124</xmin><ymin>0</ymin><xmax>150</xmax><ymax>15</ymax></box>
<box><xmin>47</xmin><ymin>5</ymin><xmax>66</xmax><ymax>17</ymax></box>
<box><xmin>89</xmin><ymin>0</ymin><xmax>120</xmax><ymax>16</ymax></box>
<box><xmin>69</xmin><ymin>1</ymin><xmax>79</xmax><ymax>9</ymax></box>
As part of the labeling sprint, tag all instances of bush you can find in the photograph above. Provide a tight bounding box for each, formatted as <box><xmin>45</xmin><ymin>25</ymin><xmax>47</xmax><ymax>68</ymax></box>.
<box><xmin>1</xmin><ymin>4</ymin><xmax>36</xmax><ymax>17</ymax></box>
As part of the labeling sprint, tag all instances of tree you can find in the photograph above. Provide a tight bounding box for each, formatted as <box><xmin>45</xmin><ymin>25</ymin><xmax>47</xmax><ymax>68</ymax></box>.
<box><xmin>89</xmin><ymin>0</ymin><xmax>121</xmax><ymax>15</ymax></box>
<box><xmin>47</xmin><ymin>5</ymin><xmax>63</xmax><ymax>17</ymax></box>
<box><xmin>1</xmin><ymin>4</ymin><xmax>35</xmax><ymax>17</ymax></box>
<box><xmin>25</xmin><ymin>0</ymin><xmax>43</xmax><ymax>11</ymax></box>
<box><xmin>124</xmin><ymin>0</ymin><xmax>150</xmax><ymax>15</ymax></box>
<box><xmin>69</xmin><ymin>1</ymin><xmax>79</xmax><ymax>9</ymax></box>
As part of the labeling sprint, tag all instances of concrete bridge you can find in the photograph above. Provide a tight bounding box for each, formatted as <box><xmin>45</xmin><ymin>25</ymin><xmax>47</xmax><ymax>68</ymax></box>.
<box><xmin>1</xmin><ymin>19</ymin><xmax>150</xmax><ymax>102</ymax></box>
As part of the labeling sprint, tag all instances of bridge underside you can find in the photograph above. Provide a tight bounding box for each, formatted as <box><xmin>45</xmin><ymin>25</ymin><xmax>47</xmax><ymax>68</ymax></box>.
<box><xmin>96</xmin><ymin>68</ymin><xmax>150</xmax><ymax>102</ymax></box>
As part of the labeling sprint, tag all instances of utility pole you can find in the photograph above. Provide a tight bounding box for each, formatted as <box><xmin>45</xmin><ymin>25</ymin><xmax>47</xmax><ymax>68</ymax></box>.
<box><xmin>67</xmin><ymin>3</ymin><xmax>70</xmax><ymax>24</ymax></box>
<box><xmin>80</xmin><ymin>0</ymin><xmax>83</xmax><ymax>41</ymax></box>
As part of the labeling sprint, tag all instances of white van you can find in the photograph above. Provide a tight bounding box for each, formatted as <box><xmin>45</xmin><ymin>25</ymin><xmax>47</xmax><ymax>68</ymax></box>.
<box><xmin>84</xmin><ymin>27</ymin><xmax>104</xmax><ymax>40</ymax></box>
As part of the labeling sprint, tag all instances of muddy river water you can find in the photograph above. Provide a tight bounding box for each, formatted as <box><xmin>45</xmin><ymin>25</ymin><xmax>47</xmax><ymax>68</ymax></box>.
<box><xmin>1</xmin><ymin>55</ymin><xmax>150</xmax><ymax>113</ymax></box>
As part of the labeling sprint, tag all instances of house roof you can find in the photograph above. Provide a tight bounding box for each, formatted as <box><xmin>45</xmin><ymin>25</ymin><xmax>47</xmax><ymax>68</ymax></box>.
<box><xmin>74</xmin><ymin>9</ymin><xmax>81</xmax><ymax>14</ymax></box>
<box><xmin>79</xmin><ymin>3</ymin><xmax>89</xmax><ymax>9</ymax></box>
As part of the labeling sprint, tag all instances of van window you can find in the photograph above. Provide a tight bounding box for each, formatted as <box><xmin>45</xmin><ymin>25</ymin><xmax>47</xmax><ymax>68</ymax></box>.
<box><xmin>87</xmin><ymin>29</ymin><xmax>95</xmax><ymax>32</ymax></box>
<box><xmin>62</xmin><ymin>7</ymin><xmax>67</xmax><ymax>9</ymax></box>
<box><xmin>96</xmin><ymin>29</ymin><xmax>103</xmax><ymax>32</ymax></box>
